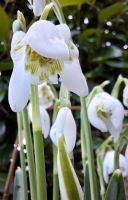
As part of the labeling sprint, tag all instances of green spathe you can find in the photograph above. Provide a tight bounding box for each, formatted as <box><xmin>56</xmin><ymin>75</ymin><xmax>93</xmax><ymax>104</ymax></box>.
<box><xmin>58</xmin><ymin>135</ymin><xmax>83</xmax><ymax>200</ymax></box>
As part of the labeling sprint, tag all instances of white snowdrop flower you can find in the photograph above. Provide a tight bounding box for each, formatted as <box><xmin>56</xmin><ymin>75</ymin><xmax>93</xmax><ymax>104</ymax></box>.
<box><xmin>88</xmin><ymin>92</ymin><xmax>124</xmax><ymax>138</ymax></box>
<box><xmin>103</xmin><ymin>150</ymin><xmax>127</xmax><ymax>183</ymax></box>
<box><xmin>28</xmin><ymin>0</ymin><xmax>45</xmax><ymax>16</ymax></box>
<box><xmin>9</xmin><ymin>20</ymin><xmax>88</xmax><ymax>112</ymax></box>
<box><xmin>123</xmin><ymin>85</ymin><xmax>128</xmax><ymax>108</ymax></box>
<box><xmin>50</xmin><ymin>107</ymin><xmax>76</xmax><ymax>153</ymax></box>
<box><xmin>38</xmin><ymin>82</ymin><xmax>54</xmax><ymax>109</ymax></box>
<box><xmin>28</xmin><ymin>102</ymin><xmax>50</xmax><ymax>138</ymax></box>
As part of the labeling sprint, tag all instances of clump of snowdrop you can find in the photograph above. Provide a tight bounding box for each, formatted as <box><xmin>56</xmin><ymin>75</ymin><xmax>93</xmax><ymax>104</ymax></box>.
<box><xmin>88</xmin><ymin>92</ymin><xmax>124</xmax><ymax>139</ymax></box>
<box><xmin>9</xmin><ymin>18</ymin><xmax>88</xmax><ymax>112</ymax></box>
<box><xmin>103</xmin><ymin>150</ymin><xmax>128</xmax><ymax>183</ymax></box>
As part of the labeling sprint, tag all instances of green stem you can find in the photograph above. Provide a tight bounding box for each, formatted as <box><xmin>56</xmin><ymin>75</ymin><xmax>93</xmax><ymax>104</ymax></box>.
<box><xmin>22</xmin><ymin>107</ymin><xmax>37</xmax><ymax>200</ymax></box>
<box><xmin>17</xmin><ymin>113</ymin><xmax>28</xmax><ymax>200</ymax></box>
<box><xmin>114</xmin><ymin>140</ymin><xmax>120</xmax><ymax>170</ymax></box>
<box><xmin>80</xmin><ymin>97</ymin><xmax>98</xmax><ymax>200</ymax></box>
<box><xmin>81</xmin><ymin>115</ymin><xmax>87</xmax><ymax>168</ymax></box>
<box><xmin>97</xmin><ymin>154</ymin><xmax>105</xmax><ymax>200</ymax></box>
<box><xmin>31</xmin><ymin>84</ymin><xmax>47</xmax><ymax>200</ymax></box>
<box><xmin>53</xmin><ymin>145</ymin><xmax>59</xmax><ymax>200</ymax></box>
<box><xmin>52</xmin><ymin>101</ymin><xmax>59</xmax><ymax>200</ymax></box>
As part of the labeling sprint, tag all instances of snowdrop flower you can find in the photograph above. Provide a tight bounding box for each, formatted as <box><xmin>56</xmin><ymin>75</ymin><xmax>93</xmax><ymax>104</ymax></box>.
<box><xmin>88</xmin><ymin>92</ymin><xmax>124</xmax><ymax>139</ymax></box>
<box><xmin>9</xmin><ymin>20</ymin><xmax>88</xmax><ymax>112</ymax></box>
<box><xmin>38</xmin><ymin>82</ymin><xmax>54</xmax><ymax>109</ymax></box>
<box><xmin>103</xmin><ymin>150</ymin><xmax>127</xmax><ymax>183</ymax></box>
<box><xmin>50</xmin><ymin>107</ymin><xmax>76</xmax><ymax>153</ymax></box>
<box><xmin>123</xmin><ymin>85</ymin><xmax>128</xmax><ymax>108</ymax></box>
<box><xmin>28</xmin><ymin>0</ymin><xmax>45</xmax><ymax>16</ymax></box>
<box><xmin>28</xmin><ymin>102</ymin><xmax>50</xmax><ymax>138</ymax></box>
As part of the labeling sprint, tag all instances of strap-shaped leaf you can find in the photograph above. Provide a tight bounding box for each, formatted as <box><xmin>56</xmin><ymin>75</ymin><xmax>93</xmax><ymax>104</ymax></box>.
<box><xmin>98</xmin><ymin>2</ymin><xmax>126</xmax><ymax>22</ymax></box>
<box><xmin>105</xmin><ymin>169</ymin><xmax>125</xmax><ymax>200</ymax></box>
<box><xmin>59</xmin><ymin>0</ymin><xmax>95</xmax><ymax>7</ymax></box>
<box><xmin>57</xmin><ymin>135</ymin><xmax>83</xmax><ymax>200</ymax></box>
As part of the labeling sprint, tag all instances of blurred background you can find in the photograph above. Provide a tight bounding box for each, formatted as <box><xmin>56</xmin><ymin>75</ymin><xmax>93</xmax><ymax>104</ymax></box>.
<box><xmin>0</xmin><ymin>0</ymin><xmax>128</xmax><ymax>198</ymax></box>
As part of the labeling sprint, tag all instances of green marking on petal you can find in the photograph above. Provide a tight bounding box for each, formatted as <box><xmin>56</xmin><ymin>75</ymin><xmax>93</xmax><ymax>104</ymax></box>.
<box><xmin>96</xmin><ymin>104</ymin><xmax>112</xmax><ymax>120</ymax></box>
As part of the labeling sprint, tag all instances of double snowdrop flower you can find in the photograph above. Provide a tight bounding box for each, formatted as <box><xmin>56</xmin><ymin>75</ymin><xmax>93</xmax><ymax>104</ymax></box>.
<box><xmin>88</xmin><ymin>92</ymin><xmax>124</xmax><ymax>139</ymax></box>
<box><xmin>103</xmin><ymin>150</ymin><xmax>128</xmax><ymax>183</ymax></box>
<box><xmin>9</xmin><ymin>19</ymin><xmax>88</xmax><ymax>112</ymax></box>
<box><xmin>50</xmin><ymin>107</ymin><xmax>76</xmax><ymax>153</ymax></box>
<box><xmin>28</xmin><ymin>0</ymin><xmax>45</xmax><ymax>16</ymax></box>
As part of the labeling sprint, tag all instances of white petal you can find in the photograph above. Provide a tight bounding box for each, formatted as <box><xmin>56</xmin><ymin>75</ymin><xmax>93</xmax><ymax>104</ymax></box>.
<box><xmin>28</xmin><ymin>102</ymin><xmax>32</xmax><ymax>122</ymax></box>
<box><xmin>50</xmin><ymin>107</ymin><xmax>76</xmax><ymax>153</ymax></box>
<box><xmin>8</xmin><ymin>59</ymin><xmax>30</xmax><ymax>112</ymax></box>
<box><xmin>60</xmin><ymin>59</ymin><xmax>88</xmax><ymax>97</ymax></box>
<box><xmin>40</xmin><ymin>106</ymin><xmax>50</xmax><ymax>138</ymax></box>
<box><xmin>33</xmin><ymin>0</ymin><xmax>45</xmax><ymax>16</ymax></box>
<box><xmin>56</xmin><ymin>24</ymin><xmax>71</xmax><ymax>43</ymax></box>
<box><xmin>88</xmin><ymin>98</ymin><xmax>108</xmax><ymax>133</ymax></box>
<box><xmin>23</xmin><ymin>20</ymin><xmax>69</xmax><ymax>60</ymax></box>
<box><xmin>69</xmin><ymin>42</ymin><xmax>79</xmax><ymax>58</ymax></box>
<box><xmin>123</xmin><ymin>85</ymin><xmax>128</xmax><ymax>108</ymax></box>
<box><xmin>49</xmin><ymin>74</ymin><xmax>58</xmax><ymax>84</ymax></box>
<box><xmin>11</xmin><ymin>31</ymin><xmax>25</xmax><ymax>61</ymax></box>
<box><xmin>103</xmin><ymin>151</ymin><xmax>115</xmax><ymax>183</ymax></box>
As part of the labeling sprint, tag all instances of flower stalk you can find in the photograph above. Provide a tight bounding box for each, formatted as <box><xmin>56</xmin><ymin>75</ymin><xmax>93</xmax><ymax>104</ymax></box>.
<box><xmin>22</xmin><ymin>107</ymin><xmax>37</xmax><ymax>200</ymax></box>
<box><xmin>80</xmin><ymin>97</ymin><xmax>98</xmax><ymax>200</ymax></box>
<box><xmin>17</xmin><ymin>112</ymin><xmax>28</xmax><ymax>200</ymax></box>
<box><xmin>31</xmin><ymin>84</ymin><xmax>47</xmax><ymax>200</ymax></box>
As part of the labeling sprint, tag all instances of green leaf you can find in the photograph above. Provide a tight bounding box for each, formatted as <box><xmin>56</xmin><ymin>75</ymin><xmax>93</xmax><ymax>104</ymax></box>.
<box><xmin>59</xmin><ymin>0</ymin><xmax>95</xmax><ymax>7</ymax></box>
<box><xmin>93</xmin><ymin>46</ymin><xmax>122</xmax><ymax>63</ymax></box>
<box><xmin>80</xmin><ymin>28</ymin><xmax>101</xmax><ymax>40</ymax></box>
<box><xmin>98</xmin><ymin>2</ymin><xmax>126</xmax><ymax>22</ymax></box>
<box><xmin>0</xmin><ymin>6</ymin><xmax>10</xmax><ymax>42</ymax></box>
<box><xmin>105</xmin><ymin>169</ymin><xmax>126</xmax><ymax>200</ymax></box>
<box><xmin>106</xmin><ymin>61</ymin><xmax>128</xmax><ymax>68</ymax></box>
<box><xmin>84</xmin><ymin>161</ymin><xmax>91</xmax><ymax>200</ymax></box>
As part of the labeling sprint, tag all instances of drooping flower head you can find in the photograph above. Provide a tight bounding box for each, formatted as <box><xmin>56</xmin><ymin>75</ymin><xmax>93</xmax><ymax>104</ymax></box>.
<box><xmin>103</xmin><ymin>150</ymin><xmax>127</xmax><ymax>183</ymax></box>
<box><xmin>88</xmin><ymin>92</ymin><xmax>124</xmax><ymax>138</ymax></box>
<box><xmin>9</xmin><ymin>20</ymin><xmax>88</xmax><ymax>112</ymax></box>
<box><xmin>38</xmin><ymin>82</ymin><xmax>54</xmax><ymax>108</ymax></box>
<box><xmin>50</xmin><ymin>107</ymin><xmax>76</xmax><ymax>153</ymax></box>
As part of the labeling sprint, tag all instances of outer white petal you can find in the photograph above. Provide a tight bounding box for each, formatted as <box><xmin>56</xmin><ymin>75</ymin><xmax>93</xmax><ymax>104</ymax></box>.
<box><xmin>50</xmin><ymin>107</ymin><xmax>76</xmax><ymax>153</ymax></box>
<box><xmin>40</xmin><ymin>106</ymin><xmax>50</xmax><ymax>138</ymax></box>
<box><xmin>56</xmin><ymin>24</ymin><xmax>71</xmax><ymax>43</ymax></box>
<box><xmin>123</xmin><ymin>85</ymin><xmax>128</xmax><ymax>108</ymax></box>
<box><xmin>11</xmin><ymin>31</ymin><xmax>25</xmax><ymax>61</ymax></box>
<box><xmin>33</xmin><ymin>0</ymin><xmax>45</xmax><ymax>16</ymax></box>
<box><xmin>28</xmin><ymin>102</ymin><xmax>32</xmax><ymax>122</ymax></box>
<box><xmin>69</xmin><ymin>42</ymin><xmax>79</xmax><ymax>58</ymax></box>
<box><xmin>103</xmin><ymin>150</ymin><xmax>127</xmax><ymax>183</ymax></box>
<box><xmin>88</xmin><ymin>99</ymin><xmax>108</xmax><ymax>132</ymax></box>
<box><xmin>22</xmin><ymin>20</ymin><xmax>69</xmax><ymax>60</ymax></box>
<box><xmin>8</xmin><ymin>59</ymin><xmax>30</xmax><ymax>112</ymax></box>
<box><xmin>49</xmin><ymin>74</ymin><xmax>58</xmax><ymax>84</ymax></box>
<box><xmin>60</xmin><ymin>59</ymin><xmax>88</xmax><ymax>97</ymax></box>
<box><xmin>57</xmin><ymin>150</ymin><xmax>83</xmax><ymax>200</ymax></box>
<box><xmin>103</xmin><ymin>151</ymin><xmax>115</xmax><ymax>183</ymax></box>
